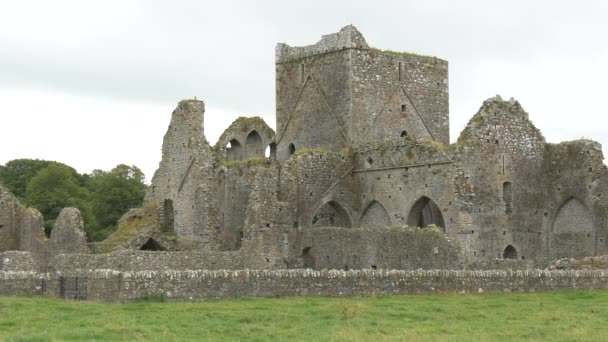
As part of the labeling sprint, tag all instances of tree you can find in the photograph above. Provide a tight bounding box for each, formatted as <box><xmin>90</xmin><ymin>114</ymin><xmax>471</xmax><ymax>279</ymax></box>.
<box><xmin>25</xmin><ymin>163</ymin><xmax>94</xmax><ymax>236</ymax></box>
<box><xmin>87</xmin><ymin>164</ymin><xmax>147</xmax><ymax>241</ymax></box>
<box><xmin>0</xmin><ymin>159</ymin><xmax>55</xmax><ymax>200</ymax></box>
<box><xmin>2</xmin><ymin>159</ymin><xmax>146</xmax><ymax>241</ymax></box>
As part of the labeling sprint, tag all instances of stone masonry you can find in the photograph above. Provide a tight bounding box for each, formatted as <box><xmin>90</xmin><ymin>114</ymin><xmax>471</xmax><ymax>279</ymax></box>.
<box><xmin>1</xmin><ymin>26</ymin><xmax>608</xmax><ymax>301</ymax></box>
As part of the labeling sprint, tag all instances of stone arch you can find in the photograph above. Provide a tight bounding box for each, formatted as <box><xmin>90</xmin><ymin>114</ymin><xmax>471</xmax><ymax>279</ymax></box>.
<box><xmin>406</xmin><ymin>196</ymin><xmax>445</xmax><ymax>230</ymax></box>
<box><xmin>360</xmin><ymin>200</ymin><xmax>391</xmax><ymax>227</ymax></box>
<box><xmin>226</xmin><ymin>139</ymin><xmax>242</xmax><ymax>161</ymax></box>
<box><xmin>288</xmin><ymin>143</ymin><xmax>296</xmax><ymax>156</ymax></box>
<box><xmin>301</xmin><ymin>247</ymin><xmax>314</xmax><ymax>268</ymax></box>
<box><xmin>503</xmin><ymin>245</ymin><xmax>517</xmax><ymax>259</ymax></box>
<box><xmin>550</xmin><ymin>197</ymin><xmax>595</xmax><ymax>259</ymax></box>
<box><xmin>312</xmin><ymin>200</ymin><xmax>352</xmax><ymax>227</ymax></box>
<box><xmin>245</xmin><ymin>130</ymin><xmax>264</xmax><ymax>159</ymax></box>
<box><xmin>140</xmin><ymin>238</ymin><xmax>166</xmax><ymax>251</ymax></box>
<box><xmin>265</xmin><ymin>142</ymin><xmax>277</xmax><ymax>160</ymax></box>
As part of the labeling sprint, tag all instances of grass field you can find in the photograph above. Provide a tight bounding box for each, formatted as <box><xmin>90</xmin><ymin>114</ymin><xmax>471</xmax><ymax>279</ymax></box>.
<box><xmin>1</xmin><ymin>290</ymin><xmax>607</xmax><ymax>341</ymax></box>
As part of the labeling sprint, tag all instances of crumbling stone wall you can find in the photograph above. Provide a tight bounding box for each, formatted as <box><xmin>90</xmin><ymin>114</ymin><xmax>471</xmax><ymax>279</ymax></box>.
<box><xmin>49</xmin><ymin>250</ymin><xmax>243</xmax><ymax>275</ymax></box>
<box><xmin>0</xmin><ymin>186</ymin><xmax>90</xmax><ymax>270</ymax></box>
<box><xmin>353</xmin><ymin>138</ymin><xmax>454</xmax><ymax>230</ymax></box>
<box><xmin>452</xmin><ymin>98</ymin><xmax>548</xmax><ymax>263</ymax></box>
<box><xmin>136</xmin><ymin>26</ymin><xmax>608</xmax><ymax>270</ymax></box>
<box><xmin>350</xmin><ymin>49</ymin><xmax>449</xmax><ymax>145</ymax></box>
<box><xmin>300</xmin><ymin>227</ymin><xmax>462</xmax><ymax>270</ymax></box>
<box><xmin>275</xmin><ymin>49</ymin><xmax>353</xmax><ymax>161</ymax></box>
<box><xmin>0</xmin><ymin>251</ymin><xmax>37</xmax><ymax>272</ymax></box>
<box><xmin>50</xmin><ymin>208</ymin><xmax>88</xmax><ymax>255</ymax></box>
<box><xmin>6</xmin><ymin>25</ymin><xmax>607</xmax><ymax>279</ymax></box>
<box><xmin>146</xmin><ymin>100</ymin><xmax>217</xmax><ymax>244</ymax></box>
<box><xmin>214</xmin><ymin>117</ymin><xmax>276</xmax><ymax>161</ymax></box>
<box><xmin>542</xmin><ymin>140</ymin><xmax>608</xmax><ymax>261</ymax></box>
<box><xmin>275</xmin><ymin>25</ymin><xmax>448</xmax><ymax>164</ymax></box>
<box><xmin>3</xmin><ymin>268</ymin><xmax>608</xmax><ymax>302</ymax></box>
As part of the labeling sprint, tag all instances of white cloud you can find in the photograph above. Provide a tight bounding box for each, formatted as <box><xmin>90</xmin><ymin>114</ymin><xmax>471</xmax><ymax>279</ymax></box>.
<box><xmin>1</xmin><ymin>0</ymin><xmax>607</xmax><ymax>181</ymax></box>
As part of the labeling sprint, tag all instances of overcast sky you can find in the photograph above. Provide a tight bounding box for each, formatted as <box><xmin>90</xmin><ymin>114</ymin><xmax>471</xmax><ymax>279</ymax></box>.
<box><xmin>1</xmin><ymin>0</ymin><xmax>607</xmax><ymax>182</ymax></box>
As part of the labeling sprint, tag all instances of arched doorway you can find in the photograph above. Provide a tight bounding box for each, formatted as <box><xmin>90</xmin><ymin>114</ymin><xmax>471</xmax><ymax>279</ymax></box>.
<box><xmin>503</xmin><ymin>245</ymin><xmax>517</xmax><ymax>259</ymax></box>
<box><xmin>140</xmin><ymin>238</ymin><xmax>166</xmax><ymax>251</ymax></box>
<box><xmin>406</xmin><ymin>196</ymin><xmax>445</xmax><ymax>230</ymax></box>
<box><xmin>360</xmin><ymin>200</ymin><xmax>391</xmax><ymax>227</ymax></box>
<box><xmin>312</xmin><ymin>201</ymin><xmax>352</xmax><ymax>227</ymax></box>
<box><xmin>226</xmin><ymin>139</ymin><xmax>242</xmax><ymax>161</ymax></box>
<box><xmin>245</xmin><ymin>130</ymin><xmax>263</xmax><ymax>159</ymax></box>
<box><xmin>551</xmin><ymin>197</ymin><xmax>595</xmax><ymax>259</ymax></box>
<box><xmin>265</xmin><ymin>142</ymin><xmax>277</xmax><ymax>160</ymax></box>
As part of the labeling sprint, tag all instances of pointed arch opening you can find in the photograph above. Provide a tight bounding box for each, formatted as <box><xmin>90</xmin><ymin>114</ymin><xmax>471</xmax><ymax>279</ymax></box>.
<box><xmin>265</xmin><ymin>142</ymin><xmax>277</xmax><ymax>160</ymax></box>
<box><xmin>245</xmin><ymin>130</ymin><xmax>263</xmax><ymax>159</ymax></box>
<box><xmin>288</xmin><ymin>143</ymin><xmax>296</xmax><ymax>156</ymax></box>
<box><xmin>503</xmin><ymin>245</ymin><xmax>517</xmax><ymax>259</ymax></box>
<box><xmin>406</xmin><ymin>196</ymin><xmax>445</xmax><ymax>230</ymax></box>
<box><xmin>226</xmin><ymin>139</ymin><xmax>242</xmax><ymax>161</ymax></box>
<box><xmin>360</xmin><ymin>200</ymin><xmax>391</xmax><ymax>227</ymax></box>
<box><xmin>551</xmin><ymin>197</ymin><xmax>595</xmax><ymax>259</ymax></box>
<box><xmin>140</xmin><ymin>238</ymin><xmax>166</xmax><ymax>251</ymax></box>
<box><xmin>312</xmin><ymin>200</ymin><xmax>352</xmax><ymax>228</ymax></box>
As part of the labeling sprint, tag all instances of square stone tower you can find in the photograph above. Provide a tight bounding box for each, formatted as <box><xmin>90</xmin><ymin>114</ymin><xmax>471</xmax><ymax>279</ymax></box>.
<box><xmin>275</xmin><ymin>25</ymin><xmax>449</xmax><ymax>161</ymax></box>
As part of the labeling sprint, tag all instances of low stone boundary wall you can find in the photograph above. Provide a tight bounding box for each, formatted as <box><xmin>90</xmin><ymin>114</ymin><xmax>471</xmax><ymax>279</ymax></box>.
<box><xmin>2</xmin><ymin>269</ymin><xmax>608</xmax><ymax>302</ymax></box>
<box><xmin>50</xmin><ymin>250</ymin><xmax>244</xmax><ymax>274</ymax></box>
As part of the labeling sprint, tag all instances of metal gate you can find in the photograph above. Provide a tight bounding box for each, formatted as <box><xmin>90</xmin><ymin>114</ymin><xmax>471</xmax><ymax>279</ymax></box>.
<box><xmin>60</xmin><ymin>277</ymin><xmax>88</xmax><ymax>300</ymax></box>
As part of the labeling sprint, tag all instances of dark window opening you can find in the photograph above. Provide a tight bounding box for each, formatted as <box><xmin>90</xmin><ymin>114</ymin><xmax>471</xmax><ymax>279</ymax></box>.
<box><xmin>312</xmin><ymin>200</ymin><xmax>352</xmax><ymax>228</ymax></box>
<box><xmin>407</xmin><ymin>196</ymin><xmax>446</xmax><ymax>230</ymax></box>
<box><xmin>401</xmin><ymin>104</ymin><xmax>407</xmax><ymax>112</ymax></box>
<box><xmin>140</xmin><ymin>238</ymin><xmax>166</xmax><ymax>251</ymax></box>
<box><xmin>366</xmin><ymin>156</ymin><xmax>374</xmax><ymax>166</ymax></box>
<box><xmin>289</xmin><ymin>143</ymin><xmax>296</xmax><ymax>156</ymax></box>
<box><xmin>371</xmin><ymin>265</ymin><xmax>377</xmax><ymax>270</ymax></box>
<box><xmin>503</xmin><ymin>245</ymin><xmax>518</xmax><ymax>259</ymax></box>
<box><xmin>163</xmin><ymin>199</ymin><xmax>175</xmax><ymax>232</ymax></box>
<box><xmin>401</xmin><ymin>130</ymin><xmax>408</xmax><ymax>137</ymax></box>
<box><xmin>503</xmin><ymin>182</ymin><xmax>513</xmax><ymax>214</ymax></box>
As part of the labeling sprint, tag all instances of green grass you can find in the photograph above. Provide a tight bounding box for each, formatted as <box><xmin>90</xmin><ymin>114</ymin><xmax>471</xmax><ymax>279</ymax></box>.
<box><xmin>1</xmin><ymin>290</ymin><xmax>608</xmax><ymax>341</ymax></box>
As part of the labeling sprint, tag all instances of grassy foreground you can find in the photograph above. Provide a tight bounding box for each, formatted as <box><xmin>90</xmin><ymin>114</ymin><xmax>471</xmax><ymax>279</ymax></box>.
<box><xmin>1</xmin><ymin>291</ymin><xmax>608</xmax><ymax>341</ymax></box>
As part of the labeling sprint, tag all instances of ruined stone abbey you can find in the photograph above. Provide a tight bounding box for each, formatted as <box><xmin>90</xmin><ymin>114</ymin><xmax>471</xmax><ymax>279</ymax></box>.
<box><xmin>2</xmin><ymin>26</ymin><xmax>608</xmax><ymax>301</ymax></box>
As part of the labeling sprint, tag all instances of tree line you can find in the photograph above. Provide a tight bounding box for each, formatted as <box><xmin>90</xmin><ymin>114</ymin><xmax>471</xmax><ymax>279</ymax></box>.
<box><xmin>0</xmin><ymin>159</ymin><xmax>147</xmax><ymax>241</ymax></box>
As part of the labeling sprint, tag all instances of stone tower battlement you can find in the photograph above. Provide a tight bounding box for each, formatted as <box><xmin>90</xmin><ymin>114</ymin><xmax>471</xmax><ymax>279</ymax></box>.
<box><xmin>275</xmin><ymin>25</ymin><xmax>369</xmax><ymax>63</ymax></box>
<box><xmin>275</xmin><ymin>25</ymin><xmax>449</xmax><ymax>161</ymax></box>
